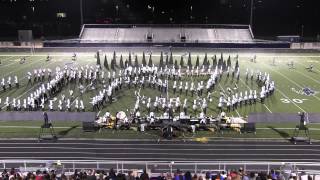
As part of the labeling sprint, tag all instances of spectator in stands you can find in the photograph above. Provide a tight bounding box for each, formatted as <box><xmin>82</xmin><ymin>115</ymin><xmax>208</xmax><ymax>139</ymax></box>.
<box><xmin>184</xmin><ymin>171</ymin><xmax>192</xmax><ymax>180</ymax></box>
<box><xmin>81</xmin><ymin>172</ymin><xmax>88</xmax><ymax>179</ymax></box>
<box><xmin>266</xmin><ymin>174</ymin><xmax>273</xmax><ymax>180</ymax></box>
<box><xmin>269</xmin><ymin>169</ymin><xmax>277</xmax><ymax>180</ymax></box>
<box><xmin>140</xmin><ymin>169</ymin><xmax>149</xmax><ymax>180</ymax></box>
<box><xmin>205</xmin><ymin>171</ymin><xmax>212</xmax><ymax>180</ymax></box>
<box><xmin>50</xmin><ymin>171</ymin><xmax>57</xmax><ymax>180</ymax></box>
<box><xmin>238</xmin><ymin>168</ymin><xmax>244</xmax><ymax>178</ymax></box>
<box><xmin>174</xmin><ymin>169</ymin><xmax>184</xmax><ymax>180</ymax></box>
<box><xmin>220</xmin><ymin>171</ymin><xmax>227</xmax><ymax>180</ymax></box>
<box><xmin>249</xmin><ymin>172</ymin><xmax>256</xmax><ymax>180</ymax></box>
<box><xmin>106</xmin><ymin>168</ymin><xmax>116</xmax><ymax>180</ymax></box>
<box><xmin>72</xmin><ymin>169</ymin><xmax>79</xmax><ymax>179</ymax></box>
<box><xmin>126</xmin><ymin>170</ymin><xmax>135</xmax><ymax>180</ymax></box>
<box><xmin>242</xmin><ymin>172</ymin><xmax>249</xmax><ymax>180</ymax></box>
<box><xmin>229</xmin><ymin>170</ymin><xmax>238</xmax><ymax>180</ymax></box>
<box><xmin>116</xmin><ymin>172</ymin><xmax>126</xmax><ymax>180</ymax></box>
<box><xmin>157</xmin><ymin>172</ymin><xmax>166</xmax><ymax>180</ymax></box>
<box><xmin>35</xmin><ymin>170</ymin><xmax>43</xmax><ymax>180</ymax></box>
<box><xmin>61</xmin><ymin>173</ymin><xmax>67</xmax><ymax>180</ymax></box>
<box><xmin>166</xmin><ymin>172</ymin><xmax>173</xmax><ymax>180</ymax></box>
<box><xmin>41</xmin><ymin>170</ymin><xmax>50</xmax><ymax>180</ymax></box>
<box><xmin>86</xmin><ymin>169</ymin><xmax>96</xmax><ymax>180</ymax></box>
<box><xmin>26</xmin><ymin>172</ymin><xmax>34</xmax><ymax>179</ymax></box>
<box><xmin>192</xmin><ymin>174</ymin><xmax>198</xmax><ymax>180</ymax></box>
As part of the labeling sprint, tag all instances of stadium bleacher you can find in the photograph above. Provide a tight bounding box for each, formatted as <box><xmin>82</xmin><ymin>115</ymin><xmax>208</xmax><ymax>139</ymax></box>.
<box><xmin>44</xmin><ymin>24</ymin><xmax>289</xmax><ymax>48</ymax></box>
<box><xmin>79</xmin><ymin>25</ymin><xmax>254</xmax><ymax>43</ymax></box>
<box><xmin>81</xmin><ymin>28</ymin><xmax>118</xmax><ymax>42</ymax></box>
<box><xmin>117</xmin><ymin>27</ymin><xmax>151</xmax><ymax>42</ymax></box>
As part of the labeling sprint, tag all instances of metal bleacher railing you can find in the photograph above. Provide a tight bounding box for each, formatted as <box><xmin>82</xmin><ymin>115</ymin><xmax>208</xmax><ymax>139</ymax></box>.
<box><xmin>1</xmin><ymin>160</ymin><xmax>320</xmax><ymax>176</ymax></box>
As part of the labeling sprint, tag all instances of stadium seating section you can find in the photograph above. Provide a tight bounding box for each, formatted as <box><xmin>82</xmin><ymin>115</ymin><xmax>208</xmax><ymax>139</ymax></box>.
<box><xmin>80</xmin><ymin>25</ymin><xmax>254</xmax><ymax>43</ymax></box>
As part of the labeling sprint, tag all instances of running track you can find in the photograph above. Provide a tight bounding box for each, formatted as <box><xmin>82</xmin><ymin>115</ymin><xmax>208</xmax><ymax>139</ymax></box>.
<box><xmin>0</xmin><ymin>139</ymin><xmax>319</xmax><ymax>162</ymax></box>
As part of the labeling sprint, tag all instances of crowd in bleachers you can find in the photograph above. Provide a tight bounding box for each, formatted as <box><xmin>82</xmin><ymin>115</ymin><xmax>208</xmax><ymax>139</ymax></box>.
<box><xmin>0</xmin><ymin>167</ymin><xmax>315</xmax><ymax>180</ymax></box>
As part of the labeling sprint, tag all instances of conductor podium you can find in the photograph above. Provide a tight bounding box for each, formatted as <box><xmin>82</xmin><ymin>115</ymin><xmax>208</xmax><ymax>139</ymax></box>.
<box><xmin>291</xmin><ymin>112</ymin><xmax>311</xmax><ymax>144</ymax></box>
<box><xmin>38</xmin><ymin>112</ymin><xmax>57</xmax><ymax>141</ymax></box>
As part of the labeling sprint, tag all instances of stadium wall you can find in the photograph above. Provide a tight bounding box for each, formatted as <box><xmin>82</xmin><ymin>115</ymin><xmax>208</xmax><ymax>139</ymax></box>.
<box><xmin>43</xmin><ymin>41</ymin><xmax>290</xmax><ymax>48</ymax></box>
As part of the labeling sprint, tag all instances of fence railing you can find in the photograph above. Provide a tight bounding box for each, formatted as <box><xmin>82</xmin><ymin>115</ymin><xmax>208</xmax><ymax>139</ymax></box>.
<box><xmin>1</xmin><ymin>160</ymin><xmax>320</xmax><ymax>175</ymax></box>
<box><xmin>82</xmin><ymin>24</ymin><xmax>251</xmax><ymax>29</ymax></box>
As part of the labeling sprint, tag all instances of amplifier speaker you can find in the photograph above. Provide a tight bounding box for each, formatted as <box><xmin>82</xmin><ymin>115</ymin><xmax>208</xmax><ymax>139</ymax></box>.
<box><xmin>82</xmin><ymin>122</ymin><xmax>96</xmax><ymax>132</ymax></box>
<box><xmin>243</xmin><ymin>123</ymin><xmax>256</xmax><ymax>133</ymax></box>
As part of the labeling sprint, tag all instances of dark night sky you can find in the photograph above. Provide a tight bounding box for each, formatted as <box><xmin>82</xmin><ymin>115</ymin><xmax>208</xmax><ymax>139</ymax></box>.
<box><xmin>0</xmin><ymin>0</ymin><xmax>319</xmax><ymax>39</ymax></box>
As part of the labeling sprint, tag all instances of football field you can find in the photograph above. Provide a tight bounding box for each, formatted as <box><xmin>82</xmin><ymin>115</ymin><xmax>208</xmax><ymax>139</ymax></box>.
<box><xmin>0</xmin><ymin>50</ymin><xmax>320</xmax><ymax>139</ymax></box>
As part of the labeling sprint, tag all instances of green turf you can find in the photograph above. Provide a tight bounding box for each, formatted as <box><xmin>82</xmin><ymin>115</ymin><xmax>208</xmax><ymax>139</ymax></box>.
<box><xmin>1</xmin><ymin>52</ymin><xmax>319</xmax><ymax>115</ymax></box>
<box><xmin>0</xmin><ymin>51</ymin><xmax>320</xmax><ymax>139</ymax></box>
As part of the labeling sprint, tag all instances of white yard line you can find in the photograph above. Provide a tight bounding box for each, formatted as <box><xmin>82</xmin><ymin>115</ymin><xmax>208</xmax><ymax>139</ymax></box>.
<box><xmin>275</xmin><ymin>88</ymin><xmax>306</xmax><ymax>113</ymax></box>
<box><xmin>0</xmin><ymin>57</ymin><xmax>42</xmax><ymax>79</ymax></box>
<box><xmin>260</xmin><ymin>62</ymin><xmax>310</xmax><ymax>112</ymax></box>
<box><xmin>294</xmin><ymin>70</ymin><xmax>320</xmax><ymax>84</ymax></box>
<box><xmin>294</xmin><ymin>61</ymin><xmax>320</xmax><ymax>74</ymax></box>
<box><xmin>314</xmin><ymin>68</ymin><xmax>320</xmax><ymax>73</ymax></box>
<box><xmin>1</xmin><ymin>56</ymin><xmax>18</xmax><ymax>61</ymax></box>
<box><xmin>266</xmin><ymin>65</ymin><xmax>320</xmax><ymax>102</ymax></box>
<box><xmin>1</xmin><ymin>61</ymin><xmax>18</xmax><ymax>68</ymax></box>
<box><xmin>0</xmin><ymin>56</ymin><xmax>20</xmax><ymax>68</ymax></box>
<box><xmin>263</xmin><ymin>104</ymin><xmax>273</xmax><ymax>113</ymax></box>
<box><xmin>293</xmin><ymin>61</ymin><xmax>320</xmax><ymax>84</ymax></box>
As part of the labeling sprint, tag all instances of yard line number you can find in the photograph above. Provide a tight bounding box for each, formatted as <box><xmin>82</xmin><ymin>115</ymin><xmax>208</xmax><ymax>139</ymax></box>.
<box><xmin>280</xmin><ymin>98</ymin><xmax>308</xmax><ymax>104</ymax></box>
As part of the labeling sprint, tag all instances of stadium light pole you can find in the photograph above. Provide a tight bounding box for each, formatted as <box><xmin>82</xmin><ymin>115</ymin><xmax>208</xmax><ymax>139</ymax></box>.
<box><xmin>250</xmin><ymin>0</ymin><xmax>254</xmax><ymax>29</ymax></box>
<box><xmin>80</xmin><ymin>0</ymin><xmax>84</xmax><ymax>27</ymax></box>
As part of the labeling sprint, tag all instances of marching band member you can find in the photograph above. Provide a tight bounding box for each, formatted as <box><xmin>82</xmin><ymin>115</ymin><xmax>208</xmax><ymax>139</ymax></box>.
<box><xmin>179</xmin><ymin>81</ymin><xmax>183</xmax><ymax>94</ymax></box>
<box><xmin>1</xmin><ymin>78</ymin><xmax>5</xmax><ymax>91</ymax></box>
<box><xmin>7</xmin><ymin>76</ymin><xmax>12</xmax><ymax>89</ymax></box>
<box><xmin>80</xmin><ymin>100</ymin><xmax>85</xmax><ymax>112</ymax></box>
<box><xmin>58</xmin><ymin>99</ymin><xmax>63</xmax><ymax>111</ymax></box>
<box><xmin>22</xmin><ymin>99</ymin><xmax>27</xmax><ymax>110</ymax></box>
<box><xmin>17</xmin><ymin>99</ymin><xmax>21</xmax><ymax>111</ymax></box>
<box><xmin>14</xmin><ymin>76</ymin><xmax>19</xmax><ymax>88</ymax></box>
<box><xmin>5</xmin><ymin>97</ymin><xmax>10</xmax><ymax>111</ymax></box>
<box><xmin>173</xmin><ymin>81</ymin><xmax>177</xmax><ymax>94</ymax></box>
<box><xmin>183</xmin><ymin>99</ymin><xmax>188</xmax><ymax>115</ymax></box>
<box><xmin>202</xmin><ymin>98</ymin><xmax>207</xmax><ymax>114</ymax></box>
<box><xmin>193</xmin><ymin>99</ymin><xmax>197</xmax><ymax>114</ymax></box>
